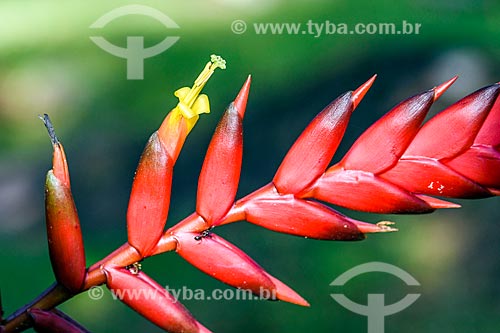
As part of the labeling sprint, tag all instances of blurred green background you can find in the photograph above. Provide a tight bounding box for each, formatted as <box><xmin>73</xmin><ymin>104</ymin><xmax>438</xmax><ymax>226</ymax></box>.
<box><xmin>1</xmin><ymin>0</ymin><xmax>499</xmax><ymax>332</ymax></box>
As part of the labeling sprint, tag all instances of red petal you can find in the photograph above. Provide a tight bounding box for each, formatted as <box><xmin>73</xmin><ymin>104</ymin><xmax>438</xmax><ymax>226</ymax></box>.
<box><xmin>175</xmin><ymin>232</ymin><xmax>307</xmax><ymax>305</ymax></box>
<box><xmin>273</xmin><ymin>92</ymin><xmax>354</xmax><ymax>194</ymax></box>
<box><xmin>197</xmin><ymin>103</ymin><xmax>243</xmax><ymax>225</ymax></box>
<box><xmin>104</xmin><ymin>266</ymin><xmax>210</xmax><ymax>333</ymax></box>
<box><xmin>127</xmin><ymin>132</ymin><xmax>173</xmax><ymax>257</ymax></box>
<box><xmin>445</xmin><ymin>145</ymin><xmax>500</xmax><ymax>190</ymax></box>
<box><xmin>243</xmin><ymin>195</ymin><xmax>366</xmax><ymax>240</ymax></box>
<box><xmin>404</xmin><ymin>84</ymin><xmax>500</xmax><ymax>160</ymax></box>
<box><xmin>309</xmin><ymin>168</ymin><xmax>434</xmax><ymax>213</ymax></box>
<box><xmin>380</xmin><ymin>158</ymin><xmax>491</xmax><ymax>198</ymax></box>
<box><xmin>341</xmin><ymin>90</ymin><xmax>435</xmax><ymax>174</ymax></box>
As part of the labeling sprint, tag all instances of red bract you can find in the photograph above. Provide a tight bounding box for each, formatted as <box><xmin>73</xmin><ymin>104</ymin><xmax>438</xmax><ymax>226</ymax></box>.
<box><xmin>197</xmin><ymin>76</ymin><xmax>249</xmax><ymax>225</ymax></box>
<box><xmin>403</xmin><ymin>85</ymin><xmax>499</xmax><ymax>159</ymax></box>
<box><xmin>310</xmin><ymin>169</ymin><xmax>438</xmax><ymax>213</ymax></box>
<box><xmin>41</xmin><ymin>115</ymin><xmax>86</xmax><ymax>294</ymax></box>
<box><xmin>236</xmin><ymin>183</ymin><xmax>394</xmax><ymax>239</ymax></box>
<box><xmin>174</xmin><ymin>231</ymin><xmax>309</xmax><ymax>306</ymax></box>
<box><xmin>380</xmin><ymin>158</ymin><xmax>491</xmax><ymax>198</ymax></box>
<box><xmin>273</xmin><ymin>76</ymin><xmax>375</xmax><ymax>195</ymax></box>
<box><xmin>474</xmin><ymin>91</ymin><xmax>500</xmax><ymax>147</ymax></box>
<box><xmin>340</xmin><ymin>90</ymin><xmax>435</xmax><ymax>174</ymax></box>
<box><xmin>127</xmin><ymin>133</ymin><xmax>174</xmax><ymax>257</ymax></box>
<box><xmin>104</xmin><ymin>266</ymin><xmax>211</xmax><ymax>333</ymax></box>
<box><xmin>443</xmin><ymin>94</ymin><xmax>500</xmax><ymax>193</ymax></box>
<box><xmin>445</xmin><ymin>146</ymin><xmax>500</xmax><ymax>192</ymax></box>
<box><xmin>381</xmin><ymin>84</ymin><xmax>500</xmax><ymax>198</ymax></box>
<box><xmin>28</xmin><ymin>309</ymin><xmax>89</xmax><ymax>333</ymax></box>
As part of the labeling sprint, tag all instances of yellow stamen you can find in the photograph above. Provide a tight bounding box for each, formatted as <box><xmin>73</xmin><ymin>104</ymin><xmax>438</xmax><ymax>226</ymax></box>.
<box><xmin>177</xmin><ymin>54</ymin><xmax>225</xmax><ymax>115</ymax></box>
<box><xmin>171</xmin><ymin>54</ymin><xmax>225</xmax><ymax>132</ymax></box>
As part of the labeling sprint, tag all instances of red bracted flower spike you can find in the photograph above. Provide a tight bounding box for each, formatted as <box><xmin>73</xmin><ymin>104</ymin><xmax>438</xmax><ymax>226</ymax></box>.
<box><xmin>104</xmin><ymin>266</ymin><xmax>211</xmax><ymax>333</ymax></box>
<box><xmin>5</xmin><ymin>55</ymin><xmax>500</xmax><ymax>333</ymax></box>
<box><xmin>174</xmin><ymin>231</ymin><xmax>309</xmax><ymax>306</ymax></box>
<box><xmin>196</xmin><ymin>76</ymin><xmax>250</xmax><ymax>225</ymax></box>
<box><xmin>40</xmin><ymin>114</ymin><xmax>86</xmax><ymax>294</ymax></box>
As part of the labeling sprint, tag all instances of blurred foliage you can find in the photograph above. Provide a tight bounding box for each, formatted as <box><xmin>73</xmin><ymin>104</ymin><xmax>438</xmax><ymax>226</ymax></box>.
<box><xmin>1</xmin><ymin>0</ymin><xmax>499</xmax><ymax>332</ymax></box>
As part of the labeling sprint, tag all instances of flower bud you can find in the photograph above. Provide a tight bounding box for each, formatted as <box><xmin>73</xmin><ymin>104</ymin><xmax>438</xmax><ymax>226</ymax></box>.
<box><xmin>196</xmin><ymin>77</ymin><xmax>250</xmax><ymax>225</ymax></box>
<box><xmin>41</xmin><ymin>114</ymin><xmax>85</xmax><ymax>294</ymax></box>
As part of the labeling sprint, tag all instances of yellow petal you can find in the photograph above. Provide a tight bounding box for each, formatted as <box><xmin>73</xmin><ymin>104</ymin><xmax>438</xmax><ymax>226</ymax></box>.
<box><xmin>192</xmin><ymin>94</ymin><xmax>210</xmax><ymax>115</ymax></box>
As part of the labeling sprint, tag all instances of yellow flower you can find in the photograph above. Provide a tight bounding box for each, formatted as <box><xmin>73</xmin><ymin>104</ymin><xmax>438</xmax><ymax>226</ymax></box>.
<box><xmin>158</xmin><ymin>54</ymin><xmax>226</xmax><ymax>159</ymax></box>
<box><xmin>170</xmin><ymin>54</ymin><xmax>226</xmax><ymax>132</ymax></box>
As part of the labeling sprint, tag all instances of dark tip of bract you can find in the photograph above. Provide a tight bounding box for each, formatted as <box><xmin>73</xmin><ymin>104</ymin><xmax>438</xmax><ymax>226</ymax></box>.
<box><xmin>39</xmin><ymin>113</ymin><xmax>59</xmax><ymax>145</ymax></box>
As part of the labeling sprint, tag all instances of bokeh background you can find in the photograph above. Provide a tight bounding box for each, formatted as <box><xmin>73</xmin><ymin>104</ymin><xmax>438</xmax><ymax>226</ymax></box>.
<box><xmin>1</xmin><ymin>1</ymin><xmax>499</xmax><ymax>332</ymax></box>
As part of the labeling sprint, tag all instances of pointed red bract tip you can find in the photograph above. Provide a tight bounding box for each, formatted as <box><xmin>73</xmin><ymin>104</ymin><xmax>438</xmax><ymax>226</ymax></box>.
<box><xmin>433</xmin><ymin>76</ymin><xmax>458</xmax><ymax>101</ymax></box>
<box><xmin>415</xmin><ymin>194</ymin><xmax>461</xmax><ymax>209</ymax></box>
<box><xmin>352</xmin><ymin>74</ymin><xmax>377</xmax><ymax>109</ymax></box>
<box><xmin>52</xmin><ymin>143</ymin><xmax>71</xmax><ymax>189</ymax></box>
<box><xmin>233</xmin><ymin>75</ymin><xmax>251</xmax><ymax>117</ymax></box>
<box><xmin>489</xmin><ymin>188</ymin><xmax>500</xmax><ymax>195</ymax></box>
<box><xmin>267</xmin><ymin>275</ymin><xmax>310</xmax><ymax>307</ymax></box>
<box><xmin>197</xmin><ymin>324</ymin><xmax>214</xmax><ymax>333</ymax></box>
